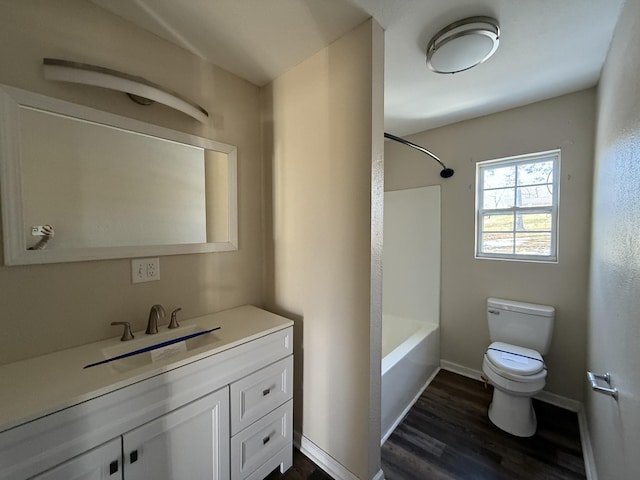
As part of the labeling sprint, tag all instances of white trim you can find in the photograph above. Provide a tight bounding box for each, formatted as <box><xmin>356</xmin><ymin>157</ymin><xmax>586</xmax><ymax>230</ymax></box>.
<box><xmin>380</xmin><ymin>367</ymin><xmax>441</xmax><ymax>445</ymax></box>
<box><xmin>298</xmin><ymin>435</ymin><xmax>360</xmax><ymax>480</ymax></box>
<box><xmin>440</xmin><ymin>360</ymin><xmax>485</xmax><ymax>382</ymax></box>
<box><xmin>578</xmin><ymin>409</ymin><xmax>598</xmax><ymax>480</ymax></box>
<box><xmin>535</xmin><ymin>390</ymin><xmax>581</xmax><ymax>412</ymax></box>
<box><xmin>439</xmin><ymin>360</ymin><xmax>582</xmax><ymax>410</ymax></box>
<box><xmin>372</xmin><ymin>469</ymin><xmax>386</xmax><ymax>480</ymax></box>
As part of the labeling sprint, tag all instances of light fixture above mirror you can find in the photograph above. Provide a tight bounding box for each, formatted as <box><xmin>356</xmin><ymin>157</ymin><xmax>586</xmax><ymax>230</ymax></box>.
<box><xmin>42</xmin><ymin>58</ymin><xmax>209</xmax><ymax>123</ymax></box>
<box><xmin>426</xmin><ymin>16</ymin><xmax>500</xmax><ymax>74</ymax></box>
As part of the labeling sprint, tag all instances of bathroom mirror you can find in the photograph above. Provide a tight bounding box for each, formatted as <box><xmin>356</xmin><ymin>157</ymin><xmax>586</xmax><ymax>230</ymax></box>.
<box><xmin>0</xmin><ymin>84</ymin><xmax>237</xmax><ymax>265</ymax></box>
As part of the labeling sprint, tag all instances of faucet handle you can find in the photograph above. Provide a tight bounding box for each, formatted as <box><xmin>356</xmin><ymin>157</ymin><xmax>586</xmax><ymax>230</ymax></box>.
<box><xmin>111</xmin><ymin>321</ymin><xmax>135</xmax><ymax>341</ymax></box>
<box><xmin>168</xmin><ymin>308</ymin><xmax>182</xmax><ymax>329</ymax></box>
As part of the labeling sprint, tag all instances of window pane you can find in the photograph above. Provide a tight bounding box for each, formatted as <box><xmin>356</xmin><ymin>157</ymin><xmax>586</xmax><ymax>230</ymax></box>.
<box><xmin>481</xmin><ymin>232</ymin><xmax>514</xmax><ymax>254</ymax></box>
<box><xmin>482</xmin><ymin>213</ymin><xmax>514</xmax><ymax>231</ymax></box>
<box><xmin>516</xmin><ymin>212</ymin><xmax>551</xmax><ymax>231</ymax></box>
<box><xmin>476</xmin><ymin>150</ymin><xmax>558</xmax><ymax>261</ymax></box>
<box><xmin>517</xmin><ymin>185</ymin><xmax>553</xmax><ymax>207</ymax></box>
<box><xmin>483</xmin><ymin>165</ymin><xmax>515</xmax><ymax>189</ymax></box>
<box><xmin>517</xmin><ymin>161</ymin><xmax>553</xmax><ymax>186</ymax></box>
<box><xmin>515</xmin><ymin>232</ymin><xmax>551</xmax><ymax>256</ymax></box>
<box><xmin>483</xmin><ymin>187</ymin><xmax>515</xmax><ymax>209</ymax></box>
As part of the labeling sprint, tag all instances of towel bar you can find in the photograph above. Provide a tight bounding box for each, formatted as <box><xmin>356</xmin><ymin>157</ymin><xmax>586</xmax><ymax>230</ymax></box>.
<box><xmin>587</xmin><ymin>371</ymin><xmax>618</xmax><ymax>400</ymax></box>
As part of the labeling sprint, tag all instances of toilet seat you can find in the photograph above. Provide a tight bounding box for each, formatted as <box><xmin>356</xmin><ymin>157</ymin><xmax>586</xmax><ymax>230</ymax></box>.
<box><xmin>485</xmin><ymin>342</ymin><xmax>545</xmax><ymax>377</ymax></box>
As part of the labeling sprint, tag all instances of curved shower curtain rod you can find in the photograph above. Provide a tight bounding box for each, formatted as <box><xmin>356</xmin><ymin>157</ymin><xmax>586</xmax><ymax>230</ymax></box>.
<box><xmin>384</xmin><ymin>132</ymin><xmax>454</xmax><ymax>178</ymax></box>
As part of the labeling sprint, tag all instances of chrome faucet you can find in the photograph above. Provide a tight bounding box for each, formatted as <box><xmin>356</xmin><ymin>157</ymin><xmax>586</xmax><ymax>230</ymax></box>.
<box><xmin>146</xmin><ymin>304</ymin><xmax>166</xmax><ymax>334</ymax></box>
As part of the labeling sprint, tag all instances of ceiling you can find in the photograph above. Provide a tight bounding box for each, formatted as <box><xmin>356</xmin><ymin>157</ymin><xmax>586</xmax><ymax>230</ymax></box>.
<box><xmin>91</xmin><ymin>0</ymin><xmax>625</xmax><ymax>136</ymax></box>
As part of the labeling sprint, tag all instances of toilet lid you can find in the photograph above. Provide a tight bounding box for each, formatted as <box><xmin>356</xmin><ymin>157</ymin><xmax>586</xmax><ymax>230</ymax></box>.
<box><xmin>486</xmin><ymin>342</ymin><xmax>544</xmax><ymax>376</ymax></box>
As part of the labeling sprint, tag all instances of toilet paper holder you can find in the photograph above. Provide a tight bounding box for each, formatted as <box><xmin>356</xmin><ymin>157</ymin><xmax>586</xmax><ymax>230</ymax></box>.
<box><xmin>587</xmin><ymin>371</ymin><xmax>618</xmax><ymax>400</ymax></box>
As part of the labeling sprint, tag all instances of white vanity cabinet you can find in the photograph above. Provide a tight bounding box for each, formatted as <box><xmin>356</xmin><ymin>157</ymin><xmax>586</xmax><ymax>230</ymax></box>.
<box><xmin>30</xmin><ymin>387</ymin><xmax>231</xmax><ymax>480</ymax></box>
<box><xmin>229</xmin><ymin>356</ymin><xmax>294</xmax><ymax>480</ymax></box>
<box><xmin>32</xmin><ymin>387</ymin><xmax>230</xmax><ymax>480</ymax></box>
<box><xmin>0</xmin><ymin>306</ymin><xmax>293</xmax><ymax>480</ymax></box>
<box><xmin>123</xmin><ymin>386</ymin><xmax>230</xmax><ymax>480</ymax></box>
<box><xmin>31</xmin><ymin>439</ymin><xmax>122</xmax><ymax>480</ymax></box>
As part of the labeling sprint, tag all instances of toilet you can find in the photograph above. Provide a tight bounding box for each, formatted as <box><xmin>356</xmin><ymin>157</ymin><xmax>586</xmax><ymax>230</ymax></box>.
<box><xmin>482</xmin><ymin>297</ymin><xmax>555</xmax><ymax>437</ymax></box>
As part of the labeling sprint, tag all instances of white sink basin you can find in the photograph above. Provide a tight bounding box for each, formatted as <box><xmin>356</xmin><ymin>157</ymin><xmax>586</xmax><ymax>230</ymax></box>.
<box><xmin>93</xmin><ymin>324</ymin><xmax>221</xmax><ymax>373</ymax></box>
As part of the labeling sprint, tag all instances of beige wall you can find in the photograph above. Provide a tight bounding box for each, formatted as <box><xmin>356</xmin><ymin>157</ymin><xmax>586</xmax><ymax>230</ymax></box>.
<box><xmin>588</xmin><ymin>0</ymin><xmax>640</xmax><ymax>477</ymax></box>
<box><xmin>386</xmin><ymin>89</ymin><xmax>596</xmax><ymax>402</ymax></box>
<box><xmin>0</xmin><ymin>0</ymin><xmax>263</xmax><ymax>364</ymax></box>
<box><xmin>262</xmin><ymin>19</ymin><xmax>384</xmax><ymax>480</ymax></box>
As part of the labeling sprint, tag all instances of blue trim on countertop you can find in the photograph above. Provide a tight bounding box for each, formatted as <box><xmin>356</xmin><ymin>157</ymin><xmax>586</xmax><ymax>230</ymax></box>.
<box><xmin>83</xmin><ymin>326</ymin><xmax>221</xmax><ymax>369</ymax></box>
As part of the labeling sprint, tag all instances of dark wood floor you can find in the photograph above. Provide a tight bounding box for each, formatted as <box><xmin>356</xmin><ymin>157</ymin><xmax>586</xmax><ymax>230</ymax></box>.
<box><xmin>382</xmin><ymin>370</ymin><xmax>586</xmax><ymax>480</ymax></box>
<box><xmin>264</xmin><ymin>449</ymin><xmax>333</xmax><ymax>480</ymax></box>
<box><xmin>267</xmin><ymin>370</ymin><xmax>585</xmax><ymax>480</ymax></box>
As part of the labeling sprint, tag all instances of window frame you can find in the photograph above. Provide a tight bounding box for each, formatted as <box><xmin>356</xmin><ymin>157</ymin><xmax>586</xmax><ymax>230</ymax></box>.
<box><xmin>475</xmin><ymin>149</ymin><xmax>560</xmax><ymax>263</ymax></box>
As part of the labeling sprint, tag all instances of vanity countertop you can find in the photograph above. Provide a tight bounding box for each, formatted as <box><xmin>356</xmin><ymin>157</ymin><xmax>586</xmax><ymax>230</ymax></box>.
<box><xmin>0</xmin><ymin>305</ymin><xmax>293</xmax><ymax>433</ymax></box>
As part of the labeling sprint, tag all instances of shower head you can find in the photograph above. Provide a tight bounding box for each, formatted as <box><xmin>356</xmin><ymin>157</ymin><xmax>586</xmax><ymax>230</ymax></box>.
<box><xmin>384</xmin><ymin>132</ymin><xmax>454</xmax><ymax>178</ymax></box>
<box><xmin>440</xmin><ymin>168</ymin><xmax>455</xmax><ymax>178</ymax></box>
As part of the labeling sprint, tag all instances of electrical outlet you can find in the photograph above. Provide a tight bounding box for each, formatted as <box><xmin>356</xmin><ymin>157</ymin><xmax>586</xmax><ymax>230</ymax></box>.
<box><xmin>132</xmin><ymin>257</ymin><xmax>160</xmax><ymax>283</ymax></box>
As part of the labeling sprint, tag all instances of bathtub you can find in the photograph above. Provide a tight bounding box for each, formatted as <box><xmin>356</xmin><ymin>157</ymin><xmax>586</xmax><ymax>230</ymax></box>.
<box><xmin>381</xmin><ymin>314</ymin><xmax>440</xmax><ymax>444</ymax></box>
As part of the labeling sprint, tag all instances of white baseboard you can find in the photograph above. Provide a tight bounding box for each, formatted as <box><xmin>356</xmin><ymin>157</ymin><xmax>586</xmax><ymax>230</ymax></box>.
<box><xmin>440</xmin><ymin>360</ymin><xmax>582</xmax><ymax>411</ymax></box>
<box><xmin>380</xmin><ymin>367</ymin><xmax>441</xmax><ymax>445</ymax></box>
<box><xmin>295</xmin><ymin>430</ymin><xmax>385</xmax><ymax>480</ymax></box>
<box><xmin>440</xmin><ymin>360</ymin><xmax>596</xmax><ymax>477</ymax></box>
<box><xmin>577</xmin><ymin>409</ymin><xmax>598</xmax><ymax>480</ymax></box>
<box><xmin>298</xmin><ymin>435</ymin><xmax>360</xmax><ymax>480</ymax></box>
<box><xmin>536</xmin><ymin>389</ymin><xmax>581</xmax><ymax>412</ymax></box>
<box><xmin>440</xmin><ymin>360</ymin><xmax>484</xmax><ymax>382</ymax></box>
<box><xmin>372</xmin><ymin>469</ymin><xmax>386</xmax><ymax>480</ymax></box>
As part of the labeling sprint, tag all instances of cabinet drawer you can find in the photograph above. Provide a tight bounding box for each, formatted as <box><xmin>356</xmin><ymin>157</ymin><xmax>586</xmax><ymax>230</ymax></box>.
<box><xmin>231</xmin><ymin>400</ymin><xmax>292</xmax><ymax>480</ymax></box>
<box><xmin>230</xmin><ymin>356</ymin><xmax>293</xmax><ymax>435</ymax></box>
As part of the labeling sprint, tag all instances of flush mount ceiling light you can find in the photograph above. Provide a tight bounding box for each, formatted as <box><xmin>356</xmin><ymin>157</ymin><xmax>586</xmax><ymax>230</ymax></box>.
<box><xmin>42</xmin><ymin>58</ymin><xmax>209</xmax><ymax>123</ymax></box>
<box><xmin>426</xmin><ymin>16</ymin><xmax>500</xmax><ymax>74</ymax></box>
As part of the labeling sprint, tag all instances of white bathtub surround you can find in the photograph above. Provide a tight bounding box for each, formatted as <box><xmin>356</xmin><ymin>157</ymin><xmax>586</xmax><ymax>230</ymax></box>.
<box><xmin>383</xmin><ymin>186</ymin><xmax>440</xmax><ymax>323</ymax></box>
<box><xmin>381</xmin><ymin>185</ymin><xmax>441</xmax><ymax>444</ymax></box>
<box><xmin>381</xmin><ymin>315</ymin><xmax>440</xmax><ymax>443</ymax></box>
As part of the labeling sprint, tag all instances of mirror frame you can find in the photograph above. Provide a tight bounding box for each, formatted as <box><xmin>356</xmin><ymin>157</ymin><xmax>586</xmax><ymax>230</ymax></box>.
<box><xmin>0</xmin><ymin>84</ymin><xmax>238</xmax><ymax>265</ymax></box>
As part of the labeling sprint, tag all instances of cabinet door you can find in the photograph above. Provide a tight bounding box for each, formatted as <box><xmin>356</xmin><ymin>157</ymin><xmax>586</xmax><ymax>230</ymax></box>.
<box><xmin>31</xmin><ymin>438</ymin><xmax>122</xmax><ymax>480</ymax></box>
<box><xmin>123</xmin><ymin>386</ymin><xmax>230</xmax><ymax>480</ymax></box>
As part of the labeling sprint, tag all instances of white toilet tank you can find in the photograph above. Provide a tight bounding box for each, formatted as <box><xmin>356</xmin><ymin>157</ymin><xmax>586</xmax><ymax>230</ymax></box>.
<box><xmin>487</xmin><ymin>298</ymin><xmax>555</xmax><ymax>354</ymax></box>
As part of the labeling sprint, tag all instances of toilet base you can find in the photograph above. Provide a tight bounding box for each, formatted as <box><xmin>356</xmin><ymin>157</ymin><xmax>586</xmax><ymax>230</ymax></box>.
<box><xmin>487</xmin><ymin>388</ymin><xmax>537</xmax><ymax>437</ymax></box>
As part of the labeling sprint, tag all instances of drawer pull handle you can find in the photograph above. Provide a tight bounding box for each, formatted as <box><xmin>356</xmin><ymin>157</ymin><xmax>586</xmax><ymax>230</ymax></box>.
<box><xmin>263</xmin><ymin>435</ymin><xmax>271</xmax><ymax>445</ymax></box>
<box><xmin>262</xmin><ymin>388</ymin><xmax>271</xmax><ymax>396</ymax></box>
<box><xmin>130</xmin><ymin>450</ymin><xmax>138</xmax><ymax>464</ymax></box>
<box><xmin>109</xmin><ymin>460</ymin><xmax>118</xmax><ymax>475</ymax></box>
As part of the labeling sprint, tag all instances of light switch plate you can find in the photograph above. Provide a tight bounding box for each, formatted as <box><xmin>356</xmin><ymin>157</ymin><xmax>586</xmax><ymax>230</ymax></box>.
<box><xmin>132</xmin><ymin>257</ymin><xmax>160</xmax><ymax>283</ymax></box>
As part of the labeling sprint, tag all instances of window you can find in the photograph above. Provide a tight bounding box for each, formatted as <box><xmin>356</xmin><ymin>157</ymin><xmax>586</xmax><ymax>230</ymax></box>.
<box><xmin>475</xmin><ymin>150</ymin><xmax>560</xmax><ymax>262</ymax></box>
